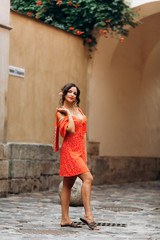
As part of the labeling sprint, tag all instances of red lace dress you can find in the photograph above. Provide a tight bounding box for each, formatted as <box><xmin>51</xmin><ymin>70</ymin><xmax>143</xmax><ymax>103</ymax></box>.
<box><xmin>59</xmin><ymin>108</ymin><xmax>89</xmax><ymax>177</ymax></box>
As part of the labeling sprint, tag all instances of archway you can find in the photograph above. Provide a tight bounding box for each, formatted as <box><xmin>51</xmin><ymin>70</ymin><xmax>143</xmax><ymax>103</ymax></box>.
<box><xmin>88</xmin><ymin>2</ymin><xmax>160</xmax><ymax>157</ymax></box>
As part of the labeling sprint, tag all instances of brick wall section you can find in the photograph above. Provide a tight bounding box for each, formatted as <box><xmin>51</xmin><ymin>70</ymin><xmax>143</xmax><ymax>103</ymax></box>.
<box><xmin>0</xmin><ymin>143</ymin><xmax>62</xmax><ymax>196</ymax></box>
<box><xmin>87</xmin><ymin>142</ymin><xmax>160</xmax><ymax>184</ymax></box>
<box><xmin>0</xmin><ymin>144</ymin><xmax>9</xmax><ymax>197</ymax></box>
<box><xmin>0</xmin><ymin>142</ymin><xmax>160</xmax><ymax>197</ymax></box>
<box><xmin>8</xmin><ymin>143</ymin><xmax>62</xmax><ymax>194</ymax></box>
<box><xmin>89</xmin><ymin>156</ymin><xmax>160</xmax><ymax>185</ymax></box>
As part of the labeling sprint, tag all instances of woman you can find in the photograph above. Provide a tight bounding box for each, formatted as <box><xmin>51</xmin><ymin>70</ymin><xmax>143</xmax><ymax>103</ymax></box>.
<box><xmin>54</xmin><ymin>83</ymin><xmax>99</xmax><ymax>230</ymax></box>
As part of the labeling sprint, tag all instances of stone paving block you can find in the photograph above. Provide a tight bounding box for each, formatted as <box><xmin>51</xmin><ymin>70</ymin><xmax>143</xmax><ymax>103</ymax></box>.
<box><xmin>0</xmin><ymin>144</ymin><xmax>4</xmax><ymax>160</ymax></box>
<box><xmin>125</xmin><ymin>157</ymin><xmax>158</xmax><ymax>172</ymax></box>
<box><xmin>108</xmin><ymin>157</ymin><xmax>127</xmax><ymax>171</ymax></box>
<box><xmin>9</xmin><ymin>178</ymin><xmax>33</xmax><ymax>194</ymax></box>
<box><xmin>140</xmin><ymin>171</ymin><xmax>160</xmax><ymax>181</ymax></box>
<box><xmin>48</xmin><ymin>175</ymin><xmax>62</xmax><ymax>190</ymax></box>
<box><xmin>7</xmin><ymin>143</ymin><xmax>59</xmax><ymax>161</ymax></box>
<box><xmin>4</xmin><ymin>144</ymin><xmax>9</xmax><ymax>160</ymax></box>
<box><xmin>124</xmin><ymin>157</ymin><xmax>141</xmax><ymax>170</ymax></box>
<box><xmin>53</xmin><ymin>150</ymin><xmax>60</xmax><ymax>161</ymax></box>
<box><xmin>0</xmin><ymin>144</ymin><xmax>9</xmax><ymax>160</ymax></box>
<box><xmin>8</xmin><ymin>143</ymin><xmax>39</xmax><ymax>160</ymax></box>
<box><xmin>25</xmin><ymin>160</ymin><xmax>34</xmax><ymax>178</ymax></box>
<box><xmin>91</xmin><ymin>157</ymin><xmax>109</xmax><ymax>184</ymax></box>
<box><xmin>41</xmin><ymin>160</ymin><xmax>60</xmax><ymax>175</ymax></box>
<box><xmin>156</xmin><ymin>158</ymin><xmax>160</xmax><ymax>171</ymax></box>
<box><xmin>90</xmin><ymin>156</ymin><xmax>160</xmax><ymax>185</ymax></box>
<box><xmin>87</xmin><ymin>155</ymin><xmax>95</xmax><ymax>171</ymax></box>
<box><xmin>8</xmin><ymin>143</ymin><xmax>59</xmax><ymax>161</ymax></box>
<box><xmin>39</xmin><ymin>176</ymin><xmax>49</xmax><ymax>191</ymax></box>
<box><xmin>35</xmin><ymin>144</ymin><xmax>57</xmax><ymax>161</ymax></box>
<box><xmin>0</xmin><ymin>160</ymin><xmax>9</xmax><ymax>179</ymax></box>
<box><xmin>0</xmin><ymin>179</ymin><xmax>8</xmax><ymax>193</ymax></box>
<box><xmin>9</xmin><ymin>159</ymin><xmax>26</xmax><ymax>178</ymax></box>
<box><xmin>33</xmin><ymin>160</ymin><xmax>41</xmax><ymax>178</ymax></box>
<box><xmin>88</xmin><ymin>156</ymin><xmax>97</xmax><ymax>174</ymax></box>
<box><xmin>109</xmin><ymin>172</ymin><xmax>129</xmax><ymax>184</ymax></box>
<box><xmin>139</xmin><ymin>157</ymin><xmax>157</xmax><ymax>171</ymax></box>
<box><xmin>33</xmin><ymin>178</ymin><xmax>41</xmax><ymax>191</ymax></box>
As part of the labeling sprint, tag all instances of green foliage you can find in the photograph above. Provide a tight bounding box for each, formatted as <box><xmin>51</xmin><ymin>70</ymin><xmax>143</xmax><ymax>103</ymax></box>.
<box><xmin>10</xmin><ymin>0</ymin><xmax>138</xmax><ymax>51</ymax></box>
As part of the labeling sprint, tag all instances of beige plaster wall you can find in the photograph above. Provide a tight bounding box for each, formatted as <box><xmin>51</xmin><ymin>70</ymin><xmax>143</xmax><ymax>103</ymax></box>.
<box><xmin>0</xmin><ymin>0</ymin><xmax>10</xmax><ymax>24</ymax></box>
<box><xmin>88</xmin><ymin>10</ymin><xmax>160</xmax><ymax>157</ymax></box>
<box><xmin>0</xmin><ymin>0</ymin><xmax>10</xmax><ymax>143</ymax></box>
<box><xmin>127</xmin><ymin>0</ymin><xmax>160</xmax><ymax>8</ymax></box>
<box><xmin>7</xmin><ymin>11</ymin><xmax>89</xmax><ymax>144</ymax></box>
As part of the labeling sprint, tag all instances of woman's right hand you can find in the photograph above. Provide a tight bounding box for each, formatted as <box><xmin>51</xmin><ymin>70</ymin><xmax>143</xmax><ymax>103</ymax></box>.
<box><xmin>57</xmin><ymin>107</ymin><xmax>75</xmax><ymax>134</ymax></box>
<box><xmin>57</xmin><ymin>107</ymin><xmax>70</xmax><ymax>116</ymax></box>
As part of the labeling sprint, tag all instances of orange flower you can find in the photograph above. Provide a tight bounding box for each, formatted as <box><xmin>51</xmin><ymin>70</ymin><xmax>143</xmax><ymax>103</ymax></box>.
<box><xmin>68</xmin><ymin>1</ymin><xmax>72</xmax><ymax>5</ymax></box>
<box><xmin>103</xmin><ymin>30</ymin><xmax>107</xmax><ymax>34</ymax></box>
<box><xmin>105</xmin><ymin>36</ymin><xmax>109</xmax><ymax>39</ymax></box>
<box><xmin>87</xmin><ymin>38</ymin><xmax>92</xmax><ymax>43</ymax></box>
<box><xmin>36</xmin><ymin>1</ymin><xmax>42</xmax><ymax>6</ymax></box>
<box><xmin>27</xmin><ymin>12</ymin><xmax>33</xmax><ymax>16</ymax></box>
<box><xmin>76</xmin><ymin>30</ymin><xmax>84</xmax><ymax>35</ymax></box>
<box><xmin>73</xmin><ymin>4</ymin><xmax>80</xmax><ymax>8</ymax></box>
<box><xmin>105</xmin><ymin>20</ymin><xmax>111</xmax><ymax>23</ymax></box>
<box><xmin>58</xmin><ymin>92</ymin><xmax>63</xmax><ymax>96</ymax></box>
<box><xmin>56</xmin><ymin>0</ymin><xmax>62</xmax><ymax>4</ymax></box>
<box><xmin>120</xmin><ymin>37</ymin><xmax>124</xmax><ymax>42</ymax></box>
<box><xmin>69</xmin><ymin>27</ymin><xmax>74</xmax><ymax>30</ymax></box>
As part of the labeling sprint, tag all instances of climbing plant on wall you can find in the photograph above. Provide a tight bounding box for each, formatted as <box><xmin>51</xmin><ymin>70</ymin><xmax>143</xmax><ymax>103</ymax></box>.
<box><xmin>11</xmin><ymin>0</ymin><xmax>138</xmax><ymax>52</ymax></box>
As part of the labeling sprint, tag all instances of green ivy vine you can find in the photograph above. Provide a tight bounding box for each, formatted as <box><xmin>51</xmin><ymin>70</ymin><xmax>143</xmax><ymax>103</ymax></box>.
<box><xmin>11</xmin><ymin>0</ymin><xmax>138</xmax><ymax>55</ymax></box>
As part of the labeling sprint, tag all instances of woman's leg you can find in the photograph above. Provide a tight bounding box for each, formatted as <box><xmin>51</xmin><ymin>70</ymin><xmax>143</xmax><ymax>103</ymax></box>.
<box><xmin>78</xmin><ymin>172</ymin><xmax>99</xmax><ymax>229</ymax></box>
<box><xmin>60</xmin><ymin>176</ymin><xmax>77</xmax><ymax>225</ymax></box>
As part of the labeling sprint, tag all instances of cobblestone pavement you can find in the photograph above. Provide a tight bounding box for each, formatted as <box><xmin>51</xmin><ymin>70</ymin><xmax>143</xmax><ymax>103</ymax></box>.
<box><xmin>0</xmin><ymin>181</ymin><xmax>160</xmax><ymax>240</ymax></box>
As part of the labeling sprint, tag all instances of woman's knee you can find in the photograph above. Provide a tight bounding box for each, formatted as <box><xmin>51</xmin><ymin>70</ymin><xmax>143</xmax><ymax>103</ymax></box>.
<box><xmin>81</xmin><ymin>172</ymin><xmax>93</xmax><ymax>184</ymax></box>
<box><xmin>88</xmin><ymin>174</ymin><xmax>93</xmax><ymax>184</ymax></box>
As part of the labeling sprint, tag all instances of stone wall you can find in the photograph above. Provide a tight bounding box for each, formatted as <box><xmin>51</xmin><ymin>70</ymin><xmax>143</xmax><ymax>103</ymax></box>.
<box><xmin>0</xmin><ymin>142</ymin><xmax>160</xmax><ymax>197</ymax></box>
<box><xmin>89</xmin><ymin>156</ymin><xmax>160</xmax><ymax>185</ymax></box>
<box><xmin>0</xmin><ymin>144</ymin><xmax>9</xmax><ymax>197</ymax></box>
<box><xmin>87</xmin><ymin>142</ymin><xmax>160</xmax><ymax>184</ymax></box>
<box><xmin>0</xmin><ymin>143</ymin><xmax>62</xmax><ymax>197</ymax></box>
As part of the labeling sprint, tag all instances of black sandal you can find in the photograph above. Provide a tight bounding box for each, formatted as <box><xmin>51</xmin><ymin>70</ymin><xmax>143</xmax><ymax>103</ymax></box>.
<box><xmin>61</xmin><ymin>222</ymin><xmax>82</xmax><ymax>228</ymax></box>
<box><xmin>80</xmin><ymin>218</ymin><xmax>99</xmax><ymax>230</ymax></box>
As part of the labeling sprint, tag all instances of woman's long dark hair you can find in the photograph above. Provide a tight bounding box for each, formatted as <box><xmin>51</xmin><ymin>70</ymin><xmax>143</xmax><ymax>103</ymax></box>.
<box><xmin>60</xmin><ymin>83</ymin><xmax>80</xmax><ymax>107</ymax></box>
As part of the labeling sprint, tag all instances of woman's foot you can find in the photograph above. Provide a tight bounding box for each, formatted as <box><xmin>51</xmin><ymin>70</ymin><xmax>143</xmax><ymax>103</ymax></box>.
<box><xmin>61</xmin><ymin>217</ymin><xmax>72</xmax><ymax>226</ymax></box>
<box><xmin>80</xmin><ymin>215</ymin><xmax>99</xmax><ymax>230</ymax></box>
<box><xmin>60</xmin><ymin>218</ymin><xmax>81</xmax><ymax>228</ymax></box>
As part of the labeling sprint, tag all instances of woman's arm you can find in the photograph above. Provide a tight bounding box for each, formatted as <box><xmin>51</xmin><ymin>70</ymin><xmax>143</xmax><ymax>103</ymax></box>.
<box><xmin>57</xmin><ymin>108</ymin><xmax>75</xmax><ymax>134</ymax></box>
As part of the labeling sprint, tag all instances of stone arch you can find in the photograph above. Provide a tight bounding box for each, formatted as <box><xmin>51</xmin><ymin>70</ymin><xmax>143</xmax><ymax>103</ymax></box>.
<box><xmin>88</xmin><ymin>2</ymin><xmax>160</xmax><ymax>157</ymax></box>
